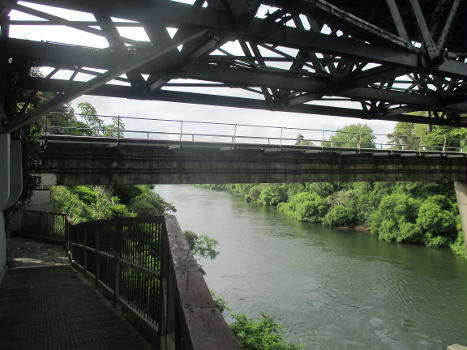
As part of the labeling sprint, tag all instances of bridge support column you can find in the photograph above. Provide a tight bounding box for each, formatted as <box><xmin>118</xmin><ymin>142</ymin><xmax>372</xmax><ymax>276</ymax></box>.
<box><xmin>454</xmin><ymin>181</ymin><xmax>467</xmax><ymax>252</ymax></box>
<box><xmin>0</xmin><ymin>133</ymin><xmax>23</xmax><ymax>279</ymax></box>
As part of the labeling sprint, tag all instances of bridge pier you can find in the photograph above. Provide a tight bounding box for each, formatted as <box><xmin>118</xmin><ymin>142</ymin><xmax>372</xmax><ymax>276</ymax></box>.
<box><xmin>0</xmin><ymin>133</ymin><xmax>23</xmax><ymax>278</ymax></box>
<box><xmin>454</xmin><ymin>181</ymin><xmax>467</xmax><ymax>252</ymax></box>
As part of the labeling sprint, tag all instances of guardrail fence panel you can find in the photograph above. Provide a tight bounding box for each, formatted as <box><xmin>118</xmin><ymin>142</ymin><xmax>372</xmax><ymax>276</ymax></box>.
<box><xmin>17</xmin><ymin>211</ymin><xmax>240</xmax><ymax>350</ymax></box>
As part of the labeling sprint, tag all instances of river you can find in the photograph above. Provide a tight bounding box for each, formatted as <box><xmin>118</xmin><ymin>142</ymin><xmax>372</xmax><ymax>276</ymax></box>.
<box><xmin>154</xmin><ymin>185</ymin><xmax>466</xmax><ymax>350</ymax></box>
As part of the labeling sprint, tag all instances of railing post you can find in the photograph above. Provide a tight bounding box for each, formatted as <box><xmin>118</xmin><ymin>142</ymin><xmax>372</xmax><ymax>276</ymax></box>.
<box><xmin>44</xmin><ymin>115</ymin><xmax>48</xmax><ymax>138</ymax></box>
<box><xmin>84</xmin><ymin>225</ymin><xmax>88</xmax><ymax>271</ymax></box>
<box><xmin>95</xmin><ymin>230</ymin><xmax>100</xmax><ymax>286</ymax></box>
<box><xmin>280</xmin><ymin>127</ymin><xmax>283</xmax><ymax>148</ymax></box>
<box><xmin>179</xmin><ymin>120</ymin><xmax>183</xmax><ymax>146</ymax></box>
<box><xmin>233</xmin><ymin>123</ymin><xmax>237</xmax><ymax>146</ymax></box>
<box><xmin>117</xmin><ymin>115</ymin><xmax>120</xmax><ymax>143</ymax></box>
<box><xmin>159</xmin><ymin>226</ymin><xmax>176</xmax><ymax>350</ymax></box>
<box><xmin>114</xmin><ymin>225</ymin><xmax>122</xmax><ymax>307</ymax></box>
<box><xmin>443</xmin><ymin>136</ymin><xmax>447</xmax><ymax>152</ymax></box>
<box><xmin>66</xmin><ymin>218</ymin><xmax>71</xmax><ymax>256</ymax></box>
<box><xmin>358</xmin><ymin>132</ymin><xmax>362</xmax><ymax>150</ymax></box>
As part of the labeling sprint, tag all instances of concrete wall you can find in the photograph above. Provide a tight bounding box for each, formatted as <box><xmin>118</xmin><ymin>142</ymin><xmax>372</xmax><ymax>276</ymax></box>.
<box><xmin>0</xmin><ymin>134</ymin><xmax>23</xmax><ymax>277</ymax></box>
<box><xmin>0</xmin><ymin>134</ymin><xmax>10</xmax><ymax>277</ymax></box>
<box><xmin>39</xmin><ymin>141</ymin><xmax>467</xmax><ymax>185</ymax></box>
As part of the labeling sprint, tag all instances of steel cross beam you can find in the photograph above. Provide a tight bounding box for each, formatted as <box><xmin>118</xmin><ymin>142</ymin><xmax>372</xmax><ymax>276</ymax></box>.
<box><xmin>6</xmin><ymin>29</ymin><xmax>208</xmax><ymax>132</ymax></box>
<box><xmin>1</xmin><ymin>0</ymin><xmax>466</xmax><ymax>129</ymax></box>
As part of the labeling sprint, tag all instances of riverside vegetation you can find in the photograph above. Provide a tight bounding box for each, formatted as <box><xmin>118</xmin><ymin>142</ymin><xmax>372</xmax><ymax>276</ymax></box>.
<box><xmin>199</xmin><ymin>123</ymin><xmax>467</xmax><ymax>258</ymax></box>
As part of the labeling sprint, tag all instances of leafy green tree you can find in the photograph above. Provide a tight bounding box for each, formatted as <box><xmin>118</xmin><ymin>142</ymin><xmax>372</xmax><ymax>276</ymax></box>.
<box><xmin>388</xmin><ymin>121</ymin><xmax>467</xmax><ymax>152</ymax></box>
<box><xmin>370</xmin><ymin>193</ymin><xmax>422</xmax><ymax>243</ymax></box>
<box><xmin>127</xmin><ymin>185</ymin><xmax>176</xmax><ymax>216</ymax></box>
<box><xmin>259</xmin><ymin>184</ymin><xmax>288</xmax><ymax>206</ymax></box>
<box><xmin>282</xmin><ymin>192</ymin><xmax>330</xmax><ymax>223</ymax></box>
<box><xmin>325</xmin><ymin>124</ymin><xmax>376</xmax><ymax>148</ymax></box>
<box><xmin>416</xmin><ymin>195</ymin><xmax>457</xmax><ymax>247</ymax></box>
<box><xmin>323</xmin><ymin>203</ymin><xmax>358</xmax><ymax>226</ymax></box>
<box><xmin>78</xmin><ymin>102</ymin><xmax>104</xmax><ymax>136</ymax></box>
<box><xmin>387</xmin><ymin>122</ymin><xmax>423</xmax><ymax>150</ymax></box>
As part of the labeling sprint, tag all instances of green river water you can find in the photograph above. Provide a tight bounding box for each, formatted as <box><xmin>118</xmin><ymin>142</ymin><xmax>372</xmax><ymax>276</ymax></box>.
<box><xmin>154</xmin><ymin>185</ymin><xmax>466</xmax><ymax>350</ymax></box>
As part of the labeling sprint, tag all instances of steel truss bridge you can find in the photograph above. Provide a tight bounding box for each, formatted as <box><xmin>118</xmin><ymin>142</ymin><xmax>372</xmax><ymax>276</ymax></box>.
<box><xmin>0</xmin><ymin>0</ymin><xmax>466</xmax><ymax>132</ymax></box>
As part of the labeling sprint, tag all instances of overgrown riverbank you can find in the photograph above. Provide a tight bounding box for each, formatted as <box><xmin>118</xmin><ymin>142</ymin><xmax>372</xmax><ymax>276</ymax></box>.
<box><xmin>197</xmin><ymin>181</ymin><xmax>465</xmax><ymax>258</ymax></box>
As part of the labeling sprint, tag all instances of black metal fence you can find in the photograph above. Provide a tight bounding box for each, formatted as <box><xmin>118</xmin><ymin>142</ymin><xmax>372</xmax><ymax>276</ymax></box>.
<box><xmin>70</xmin><ymin>217</ymin><xmax>163</xmax><ymax>329</ymax></box>
<box><xmin>15</xmin><ymin>211</ymin><xmax>239</xmax><ymax>349</ymax></box>
<box><xmin>18</xmin><ymin>209</ymin><xmax>69</xmax><ymax>243</ymax></box>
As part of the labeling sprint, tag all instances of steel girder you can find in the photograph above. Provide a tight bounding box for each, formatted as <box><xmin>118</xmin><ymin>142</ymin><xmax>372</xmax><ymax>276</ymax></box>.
<box><xmin>0</xmin><ymin>0</ymin><xmax>465</xmax><ymax>131</ymax></box>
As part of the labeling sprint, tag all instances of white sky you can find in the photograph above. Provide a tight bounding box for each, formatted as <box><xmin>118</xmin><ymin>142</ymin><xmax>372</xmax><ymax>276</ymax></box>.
<box><xmin>8</xmin><ymin>1</ymin><xmax>397</xmax><ymax>144</ymax></box>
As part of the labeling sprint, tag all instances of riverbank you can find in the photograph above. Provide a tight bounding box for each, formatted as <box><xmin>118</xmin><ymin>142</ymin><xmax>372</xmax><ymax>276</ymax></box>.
<box><xmin>196</xmin><ymin>182</ymin><xmax>465</xmax><ymax>258</ymax></box>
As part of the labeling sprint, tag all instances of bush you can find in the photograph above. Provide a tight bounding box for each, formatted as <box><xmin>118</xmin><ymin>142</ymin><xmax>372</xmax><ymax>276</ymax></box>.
<box><xmin>231</xmin><ymin>312</ymin><xmax>301</xmax><ymax>350</ymax></box>
<box><xmin>416</xmin><ymin>195</ymin><xmax>457</xmax><ymax>247</ymax></box>
<box><xmin>323</xmin><ymin>204</ymin><xmax>357</xmax><ymax>226</ymax></box>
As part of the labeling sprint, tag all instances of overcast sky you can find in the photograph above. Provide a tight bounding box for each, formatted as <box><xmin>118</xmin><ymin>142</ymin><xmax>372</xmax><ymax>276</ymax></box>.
<box><xmin>9</xmin><ymin>1</ymin><xmax>397</xmax><ymax>145</ymax></box>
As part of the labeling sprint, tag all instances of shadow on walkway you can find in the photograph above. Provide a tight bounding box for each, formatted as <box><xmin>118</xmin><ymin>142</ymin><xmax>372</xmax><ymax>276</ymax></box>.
<box><xmin>0</xmin><ymin>237</ymin><xmax>154</xmax><ymax>349</ymax></box>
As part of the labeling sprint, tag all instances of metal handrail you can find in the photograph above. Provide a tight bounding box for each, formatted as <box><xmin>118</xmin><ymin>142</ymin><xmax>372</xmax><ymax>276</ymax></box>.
<box><xmin>17</xmin><ymin>210</ymin><xmax>239</xmax><ymax>350</ymax></box>
<box><xmin>44</xmin><ymin>113</ymin><xmax>467</xmax><ymax>153</ymax></box>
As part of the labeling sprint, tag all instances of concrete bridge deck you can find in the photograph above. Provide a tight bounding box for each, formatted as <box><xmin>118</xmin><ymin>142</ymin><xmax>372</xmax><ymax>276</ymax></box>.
<box><xmin>38</xmin><ymin>135</ymin><xmax>466</xmax><ymax>185</ymax></box>
<box><xmin>0</xmin><ymin>237</ymin><xmax>153</xmax><ymax>350</ymax></box>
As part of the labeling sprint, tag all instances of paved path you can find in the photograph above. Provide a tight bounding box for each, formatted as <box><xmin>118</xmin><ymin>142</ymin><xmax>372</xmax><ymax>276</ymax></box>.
<box><xmin>0</xmin><ymin>238</ymin><xmax>154</xmax><ymax>349</ymax></box>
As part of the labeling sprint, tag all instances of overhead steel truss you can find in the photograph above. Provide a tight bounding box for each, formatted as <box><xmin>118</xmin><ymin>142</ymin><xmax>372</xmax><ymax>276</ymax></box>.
<box><xmin>0</xmin><ymin>0</ymin><xmax>465</xmax><ymax>132</ymax></box>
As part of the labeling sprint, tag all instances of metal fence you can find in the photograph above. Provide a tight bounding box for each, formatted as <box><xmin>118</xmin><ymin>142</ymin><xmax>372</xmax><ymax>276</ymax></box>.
<box><xmin>15</xmin><ymin>211</ymin><xmax>239</xmax><ymax>349</ymax></box>
<box><xmin>70</xmin><ymin>217</ymin><xmax>163</xmax><ymax>329</ymax></box>
<box><xmin>43</xmin><ymin>113</ymin><xmax>467</xmax><ymax>153</ymax></box>
<box><xmin>18</xmin><ymin>210</ymin><xmax>69</xmax><ymax>243</ymax></box>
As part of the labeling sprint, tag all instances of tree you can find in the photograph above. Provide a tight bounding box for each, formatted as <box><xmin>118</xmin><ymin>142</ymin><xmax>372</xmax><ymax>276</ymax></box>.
<box><xmin>387</xmin><ymin>122</ymin><xmax>423</xmax><ymax>150</ymax></box>
<box><xmin>388</xmin><ymin>120</ymin><xmax>467</xmax><ymax>152</ymax></box>
<box><xmin>259</xmin><ymin>184</ymin><xmax>288</xmax><ymax>206</ymax></box>
<box><xmin>416</xmin><ymin>195</ymin><xmax>457</xmax><ymax>247</ymax></box>
<box><xmin>295</xmin><ymin>133</ymin><xmax>313</xmax><ymax>146</ymax></box>
<box><xmin>370</xmin><ymin>193</ymin><xmax>422</xmax><ymax>243</ymax></box>
<box><xmin>325</xmin><ymin>124</ymin><xmax>376</xmax><ymax>148</ymax></box>
<box><xmin>78</xmin><ymin>102</ymin><xmax>103</xmax><ymax>136</ymax></box>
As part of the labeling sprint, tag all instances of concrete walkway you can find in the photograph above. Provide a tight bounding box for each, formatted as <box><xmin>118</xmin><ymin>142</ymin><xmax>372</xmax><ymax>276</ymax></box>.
<box><xmin>0</xmin><ymin>237</ymin><xmax>154</xmax><ymax>349</ymax></box>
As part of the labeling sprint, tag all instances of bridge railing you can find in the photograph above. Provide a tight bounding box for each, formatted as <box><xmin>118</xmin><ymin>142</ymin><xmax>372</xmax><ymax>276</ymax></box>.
<box><xmin>17</xmin><ymin>209</ymin><xmax>70</xmax><ymax>243</ymax></box>
<box><xmin>43</xmin><ymin>113</ymin><xmax>466</xmax><ymax>153</ymax></box>
<box><xmin>16</xmin><ymin>211</ymin><xmax>239</xmax><ymax>350</ymax></box>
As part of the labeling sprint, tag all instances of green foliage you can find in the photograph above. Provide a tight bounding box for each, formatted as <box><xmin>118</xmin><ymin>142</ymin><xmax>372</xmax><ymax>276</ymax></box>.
<box><xmin>323</xmin><ymin>204</ymin><xmax>357</xmax><ymax>227</ymax></box>
<box><xmin>51</xmin><ymin>184</ymin><xmax>174</xmax><ymax>222</ymax></box>
<box><xmin>209</xmin><ymin>292</ymin><xmax>300</xmax><ymax>350</ymax></box>
<box><xmin>76</xmin><ymin>102</ymin><xmax>125</xmax><ymax>137</ymax></box>
<box><xmin>388</xmin><ymin>121</ymin><xmax>467</xmax><ymax>152</ymax></box>
<box><xmin>416</xmin><ymin>195</ymin><xmax>457</xmax><ymax>247</ymax></box>
<box><xmin>281</xmin><ymin>192</ymin><xmax>330</xmax><ymax>223</ymax></box>
<box><xmin>127</xmin><ymin>185</ymin><xmax>176</xmax><ymax>216</ymax></box>
<box><xmin>371</xmin><ymin>193</ymin><xmax>422</xmax><ymax>243</ymax></box>
<box><xmin>210</xmin><ymin>291</ymin><xmax>230</xmax><ymax>313</ymax></box>
<box><xmin>325</xmin><ymin>124</ymin><xmax>376</xmax><ymax>148</ymax></box>
<box><xmin>51</xmin><ymin>186</ymin><xmax>135</xmax><ymax>223</ymax></box>
<box><xmin>184</xmin><ymin>230</ymin><xmax>219</xmax><ymax>260</ymax></box>
<box><xmin>259</xmin><ymin>184</ymin><xmax>288</xmax><ymax>206</ymax></box>
<box><xmin>230</xmin><ymin>313</ymin><xmax>301</xmax><ymax>350</ymax></box>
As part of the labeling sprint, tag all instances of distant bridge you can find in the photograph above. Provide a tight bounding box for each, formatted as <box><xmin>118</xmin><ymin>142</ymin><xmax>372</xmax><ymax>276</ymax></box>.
<box><xmin>39</xmin><ymin>134</ymin><xmax>466</xmax><ymax>185</ymax></box>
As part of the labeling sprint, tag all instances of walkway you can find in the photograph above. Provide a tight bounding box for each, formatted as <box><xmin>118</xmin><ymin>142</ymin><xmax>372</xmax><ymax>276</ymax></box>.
<box><xmin>0</xmin><ymin>237</ymin><xmax>154</xmax><ymax>349</ymax></box>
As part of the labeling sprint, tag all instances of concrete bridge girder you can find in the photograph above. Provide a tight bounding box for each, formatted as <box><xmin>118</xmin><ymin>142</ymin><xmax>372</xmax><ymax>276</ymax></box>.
<box><xmin>38</xmin><ymin>141</ymin><xmax>467</xmax><ymax>185</ymax></box>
